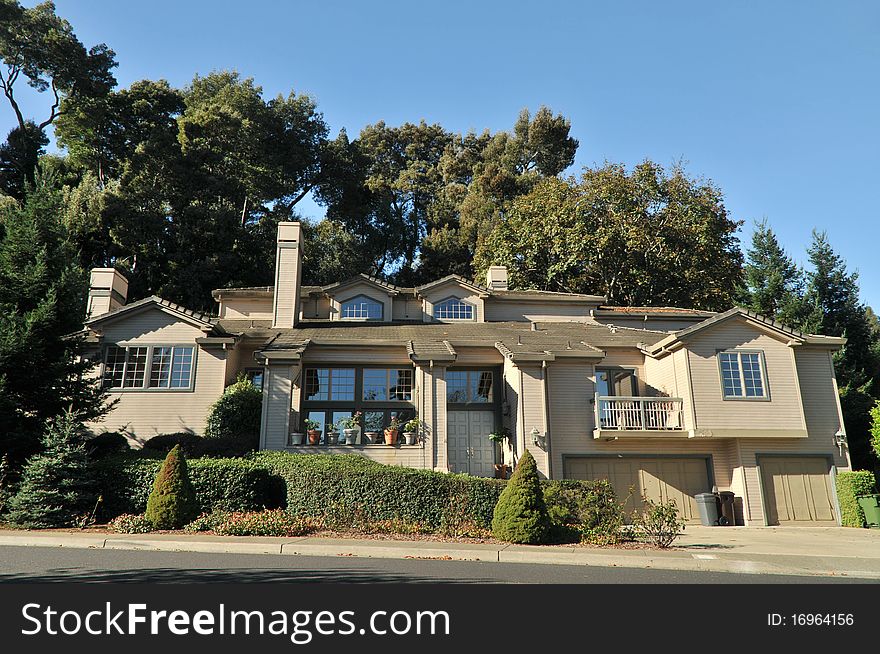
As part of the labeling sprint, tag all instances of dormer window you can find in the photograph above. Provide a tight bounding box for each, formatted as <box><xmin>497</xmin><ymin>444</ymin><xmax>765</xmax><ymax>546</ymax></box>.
<box><xmin>340</xmin><ymin>295</ymin><xmax>383</xmax><ymax>320</ymax></box>
<box><xmin>433</xmin><ymin>297</ymin><xmax>475</xmax><ymax>321</ymax></box>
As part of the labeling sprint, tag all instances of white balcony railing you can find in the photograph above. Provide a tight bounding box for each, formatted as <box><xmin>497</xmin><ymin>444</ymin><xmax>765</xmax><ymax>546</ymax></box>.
<box><xmin>595</xmin><ymin>395</ymin><xmax>683</xmax><ymax>431</ymax></box>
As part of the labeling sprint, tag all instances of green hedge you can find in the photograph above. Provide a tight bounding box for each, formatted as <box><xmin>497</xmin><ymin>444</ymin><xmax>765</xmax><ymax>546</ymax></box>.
<box><xmin>93</xmin><ymin>454</ymin><xmax>285</xmax><ymax>520</ymax></box>
<box><xmin>836</xmin><ymin>470</ymin><xmax>878</xmax><ymax>527</ymax></box>
<box><xmin>94</xmin><ymin>451</ymin><xmax>617</xmax><ymax>538</ymax></box>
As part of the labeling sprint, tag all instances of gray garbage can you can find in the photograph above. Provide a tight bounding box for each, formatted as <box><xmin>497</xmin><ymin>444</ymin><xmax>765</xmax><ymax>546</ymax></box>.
<box><xmin>718</xmin><ymin>491</ymin><xmax>736</xmax><ymax>526</ymax></box>
<box><xmin>696</xmin><ymin>492</ymin><xmax>719</xmax><ymax>526</ymax></box>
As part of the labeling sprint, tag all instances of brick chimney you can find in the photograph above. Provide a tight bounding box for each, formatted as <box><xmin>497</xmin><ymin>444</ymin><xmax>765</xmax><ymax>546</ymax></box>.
<box><xmin>87</xmin><ymin>268</ymin><xmax>128</xmax><ymax>318</ymax></box>
<box><xmin>486</xmin><ymin>265</ymin><xmax>509</xmax><ymax>291</ymax></box>
<box><xmin>272</xmin><ymin>221</ymin><xmax>303</xmax><ymax>328</ymax></box>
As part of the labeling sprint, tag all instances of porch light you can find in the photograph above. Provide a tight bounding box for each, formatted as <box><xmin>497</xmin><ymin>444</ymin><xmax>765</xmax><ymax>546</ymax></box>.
<box><xmin>531</xmin><ymin>427</ymin><xmax>545</xmax><ymax>449</ymax></box>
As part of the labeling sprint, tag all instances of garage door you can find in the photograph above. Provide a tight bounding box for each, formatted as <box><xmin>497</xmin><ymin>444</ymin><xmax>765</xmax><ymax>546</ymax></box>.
<box><xmin>563</xmin><ymin>457</ymin><xmax>710</xmax><ymax>523</ymax></box>
<box><xmin>759</xmin><ymin>456</ymin><xmax>836</xmax><ymax>525</ymax></box>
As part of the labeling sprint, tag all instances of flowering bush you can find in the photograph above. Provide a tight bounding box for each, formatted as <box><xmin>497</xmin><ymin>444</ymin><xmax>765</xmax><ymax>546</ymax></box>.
<box><xmin>109</xmin><ymin>513</ymin><xmax>153</xmax><ymax>534</ymax></box>
<box><xmin>184</xmin><ymin>509</ymin><xmax>312</xmax><ymax>537</ymax></box>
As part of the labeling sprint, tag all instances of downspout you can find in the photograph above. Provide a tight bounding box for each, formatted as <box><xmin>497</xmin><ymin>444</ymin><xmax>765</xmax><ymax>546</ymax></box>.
<box><xmin>542</xmin><ymin>360</ymin><xmax>553</xmax><ymax>479</ymax></box>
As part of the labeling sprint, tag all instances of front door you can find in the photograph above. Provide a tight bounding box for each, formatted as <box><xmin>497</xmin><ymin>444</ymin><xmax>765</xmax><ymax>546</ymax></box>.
<box><xmin>447</xmin><ymin>410</ymin><xmax>496</xmax><ymax>476</ymax></box>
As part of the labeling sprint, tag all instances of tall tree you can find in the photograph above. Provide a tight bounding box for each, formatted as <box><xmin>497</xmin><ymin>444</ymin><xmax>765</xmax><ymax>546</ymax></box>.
<box><xmin>740</xmin><ymin>219</ymin><xmax>804</xmax><ymax>323</ymax></box>
<box><xmin>0</xmin><ymin>168</ymin><xmax>109</xmax><ymax>464</ymax></box>
<box><xmin>798</xmin><ymin>231</ymin><xmax>879</xmax><ymax>471</ymax></box>
<box><xmin>81</xmin><ymin>72</ymin><xmax>329</xmax><ymax>309</ymax></box>
<box><xmin>0</xmin><ymin>0</ymin><xmax>116</xmax><ymax>132</ymax></box>
<box><xmin>0</xmin><ymin>120</ymin><xmax>47</xmax><ymax>198</ymax></box>
<box><xmin>474</xmin><ymin>161</ymin><xmax>743</xmax><ymax>310</ymax></box>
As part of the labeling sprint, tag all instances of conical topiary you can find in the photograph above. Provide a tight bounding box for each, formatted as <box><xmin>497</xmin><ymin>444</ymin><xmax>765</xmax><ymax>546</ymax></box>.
<box><xmin>491</xmin><ymin>449</ymin><xmax>550</xmax><ymax>544</ymax></box>
<box><xmin>145</xmin><ymin>444</ymin><xmax>198</xmax><ymax>529</ymax></box>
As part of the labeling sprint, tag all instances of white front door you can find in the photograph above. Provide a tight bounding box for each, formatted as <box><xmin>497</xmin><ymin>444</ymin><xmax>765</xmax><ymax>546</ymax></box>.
<box><xmin>447</xmin><ymin>410</ymin><xmax>497</xmax><ymax>476</ymax></box>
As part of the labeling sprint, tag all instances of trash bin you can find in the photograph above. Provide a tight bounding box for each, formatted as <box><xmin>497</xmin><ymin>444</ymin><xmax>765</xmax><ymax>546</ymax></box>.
<box><xmin>857</xmin><ymin>495</ymin><xmax>880</xmax><ymax>528</ymax></box>
<box><xmin>718</xmin><ymin>491</ymin><xmax>736</xmax><ymax>526</ymax></box>
<box><xmin>696</xmin><ymin>492</ymin><xmax>719</xmax><ymax>526</ymax></box>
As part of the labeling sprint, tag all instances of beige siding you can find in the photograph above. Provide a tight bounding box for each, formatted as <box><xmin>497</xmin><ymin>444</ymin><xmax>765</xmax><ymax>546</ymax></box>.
<box><xmin>219</xmin><ymin>297</ymin><xmax>273</xmax><ymax>320</ymax></box>
<box><xmin>517</xmin><ymin>364</ymin><xmax>549</xmax><ymax>478</ymax></box>
<box><xmin>261</xmin><ymin>363</ymin><xmax>293</xmax><ymax>450</ymax></box>
<box><xmin>451</xmin><ymin>347</ymin><xmax>503</xmax><ymax>366</ymax></box>
<box><xmin>87</xmin><ymin>308</ymin><xmax>226</xmax><ymax>441</ymax></box>
<box><xmin>392</xmin><ymin>295</ymin><xmax>420</xmax><ymax>321</ymax></box>
<box><xmin>686</xmin><ymin>321</ymin><xmax>806</xmax><ymax>433</ymax></box>
<box><xmin>302</xmin><ymin>295</ymin><xmax>330</xmax><ymax>320</ymax></box>
<box><xmin>273</xmin><ymin>242</ymin><xmax>301</xmax><ymax>327</ymax></box>
<box><xmin>484</xmin><ymin>300</ymin><xmax>592</xmax><ymax>322</ymax></box>
<box><xmin>282</xmin><ymin>445</ymin><xmax>429</xmax><ymax>467</ymax></box>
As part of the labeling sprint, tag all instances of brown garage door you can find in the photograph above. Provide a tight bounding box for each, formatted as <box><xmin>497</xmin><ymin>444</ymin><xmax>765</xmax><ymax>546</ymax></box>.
<box><xmin>563</xmin><ymin>456</ymin><xmax>711</xmax><ymax>523</ymax></box>
<box><xmin>759</xmin><ymin>456</ymin><xmax>836</xmax><ymax>525</ymax></box>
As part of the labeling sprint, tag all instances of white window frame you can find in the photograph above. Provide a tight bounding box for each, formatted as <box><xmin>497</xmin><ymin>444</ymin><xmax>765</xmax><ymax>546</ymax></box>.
<box><xmin>433</xmin><ymin>296</ymin><xmax>475</xmax><ymax>321</ymax></box>
<box><xmin>340</xmin><ymin>294</ymin><xmax>384</xmax><ymax>321</ymax></box>
<box><xmin>717</xmin><ymin>350</ymin><xmax>769</xmax><ymax>401</ymax></box>
<box><xmin>103</xmin><ymin>344</ymin><xmax>196</xmax><ymax>392</ymax></box>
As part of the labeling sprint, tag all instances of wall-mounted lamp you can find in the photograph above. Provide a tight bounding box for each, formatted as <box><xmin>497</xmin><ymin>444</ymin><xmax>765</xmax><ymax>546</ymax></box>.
<box><xmin>834</xmin><ymin>430</ymin><xmax>847</xmax><ymax>456</ymax></box>
<box><xmin>531</xmin><ymin>427</ymin><xmax>545</xmax><ymax>450</ymax></box>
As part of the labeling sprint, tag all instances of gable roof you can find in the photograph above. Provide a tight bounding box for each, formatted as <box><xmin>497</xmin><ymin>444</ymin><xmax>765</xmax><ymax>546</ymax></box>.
<box><xmin>644</xmin><ymin>307</ymin><xmax>846</xmax><ymax>356</ymax></box>
<box><xmin>321</xmin><ymin>273</ymin><xmax>401</xmax><ymax>295</ymax></box>
<box><xmin>414</xmin><ymin>274</ymin><xmax>491</xmax><ymax>296</ymax></box>
<box><xmin>84</xmin><ymin>296</ymin><xmax>216</xmax><ymax>331</ymax></box>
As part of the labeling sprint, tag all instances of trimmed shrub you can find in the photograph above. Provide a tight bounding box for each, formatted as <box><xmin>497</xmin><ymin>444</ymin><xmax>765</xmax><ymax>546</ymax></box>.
<box><xmin>544</xmin><ymin>479</ymin><xmax>625</xmax><ymax>544</ymax></box>
<box><xmin>257</xmin><ymin>451</ymin><xmax>505</xmax><ymax>532</ymax></box>
<box><xmin>491</xmin><ymin>450</ymin><xmax>550</xmax><ymax>544</ymax></box>
<box><xmin>86</xmin><ymin>432</ymin><xmax>130</xmax><ymax>459</ymax></box>
<box><xmin>204</xmin><ymin>376</ymin><xmax>262</xmax><ymax>450</ymax></box>
<box><xmin>143</xmin><ymin>432</ymin><xmax>203</xmax><ymax>455</ymax></box>
<box><xmin>109</xmin><ymin>513</ymin><xmax>153</xmax><ymax>534</ymax></box>
<box><xmin>145</xmin><ymin>445</ymin><xmax>198</xmax><ymax>529</ymax></box>
<box><xmin>93</xmin><ymin>454</ymin><xmax>285</xmax><ymax>520</ymax></box>
<box><xmin>632</xmin><ymin>497</ymin><xmax>686</xmax><ymax>548</ymax></box>
<box><xmin>184</xmin><ymin>509</ymin><xmax>311</xmax><ymax>537</ymax></box>
<box><xmin>837</xmin><ymin>470</ymin><xmax>878</xmax><ymax>527</ymax></box>
<box><xmin>7</xmin><ymin>411</ymin><xmax>98</xmax><ymax>528</ymax></box>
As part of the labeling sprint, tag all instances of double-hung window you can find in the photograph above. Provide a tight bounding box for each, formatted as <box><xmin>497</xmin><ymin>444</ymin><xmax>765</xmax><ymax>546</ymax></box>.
<box><xmin>718</xmin><ymin>351</ymin><xmax>767</xmax><ymax>399</ymax></box>
<box><xmin>104</xmin><ymin>345</ymin><xmax>195</xmax><ymax>390</ymax></box>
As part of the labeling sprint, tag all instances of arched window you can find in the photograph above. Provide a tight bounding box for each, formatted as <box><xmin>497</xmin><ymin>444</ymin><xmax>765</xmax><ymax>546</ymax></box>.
<box><xmin>340</xmin><ymin>295</ymin><xmax>383</xmax><ymax>320</ymax></box>
<box><xmin>433</xmin><ymin>297</ymin><xmax>475</xmax><ymax>321</ymax></box>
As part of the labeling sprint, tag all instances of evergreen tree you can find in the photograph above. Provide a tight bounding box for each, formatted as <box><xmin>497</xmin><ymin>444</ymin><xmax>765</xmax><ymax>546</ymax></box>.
<box><xmin>491</xmin><ymin>450</ymin><xmax>550</xmax><ymax>544</ymax></box>
<box><xmin>6</xmin><ymin>410</ymin><xmax>97</xmax><ymax>528</ymax></box>
<box><xmin>0</xmin><ymin>169</ymin><xmax>109</xmax><ymax>464</ymax></box>
<box><xmin>145</xmin><ymin>445</ymin><xmax>198</xmax><ymax>529</ymax></box>
<box><xmin>741</xmin><ymin>219</ymin><xmax>804</xmax><ymax>324</ymax></box>
<box><xmin>800</xmin><ymin>231</ymin><xmax>879</xmax><ymax>471</ymax></box>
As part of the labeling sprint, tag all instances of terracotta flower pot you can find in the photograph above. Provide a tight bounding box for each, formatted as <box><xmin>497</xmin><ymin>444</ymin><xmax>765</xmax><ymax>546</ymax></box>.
<box><xmin>384</xmin><ymin>428</ymin><xmax>399</xmax><ymax>445</ymax></box>
<box><xmin>307</xmin><ymin>429</ymin><xmax>321</xmax><ymax>445</ymax></box>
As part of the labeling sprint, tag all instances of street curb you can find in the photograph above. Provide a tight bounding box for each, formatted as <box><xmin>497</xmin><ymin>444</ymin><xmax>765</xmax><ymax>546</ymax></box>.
<box><xmin>2</xmin><ymin>532</ymin><xmax>879</xmax><ymax>579</ymax></box>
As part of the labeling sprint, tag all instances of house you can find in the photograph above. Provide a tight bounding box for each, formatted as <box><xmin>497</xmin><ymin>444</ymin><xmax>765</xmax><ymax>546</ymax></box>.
<box><xmin>81</xmin><ymin>222</ymin><xmax>851</xmax><ymax>527</ymax></box>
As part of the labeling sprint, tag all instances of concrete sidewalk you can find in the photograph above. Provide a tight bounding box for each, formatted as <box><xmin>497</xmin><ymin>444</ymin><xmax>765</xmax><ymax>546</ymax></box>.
<box><xmin>1</xmin><ymin>526</ymin><xmax>879</xmax><ymax>579</ymax></box>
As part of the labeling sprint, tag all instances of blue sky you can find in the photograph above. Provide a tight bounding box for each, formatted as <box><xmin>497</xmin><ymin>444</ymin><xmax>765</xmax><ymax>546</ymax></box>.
<box><xmin>7</xmin><ymin>1</ymin><xmax>879</xmax><ymax>307</ymax></box>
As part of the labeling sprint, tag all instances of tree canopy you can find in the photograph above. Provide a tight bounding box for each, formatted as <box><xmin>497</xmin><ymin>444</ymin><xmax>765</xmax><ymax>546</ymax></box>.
<box><xmin>474</xmin><ymin>162</ymin><xmax>744</xmax><ymax>310</ymax></box>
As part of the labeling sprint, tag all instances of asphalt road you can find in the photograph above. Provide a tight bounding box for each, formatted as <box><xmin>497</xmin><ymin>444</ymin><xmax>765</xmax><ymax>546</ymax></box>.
<box><xmin>0</xmin><ymin>546</ymin><xmax>869</xmax><ymax>583</ymax></box>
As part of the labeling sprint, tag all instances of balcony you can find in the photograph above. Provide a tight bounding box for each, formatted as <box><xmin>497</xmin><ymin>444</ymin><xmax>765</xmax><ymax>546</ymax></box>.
<box><xmin>593</xmin><ymin>395</ymin><xmax>685</xmax><ymax>439</ymax></box>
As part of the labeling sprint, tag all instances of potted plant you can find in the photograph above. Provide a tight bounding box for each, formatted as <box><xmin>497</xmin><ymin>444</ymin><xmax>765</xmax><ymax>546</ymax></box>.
<box><xmin>341</xmin><ymin>412</ymin><xmax>361</xmax><ymax>445</ymax></box>
<box><xmin>488</xmin><ymin>427</ymin><xmax>511</xmax><ymax>445</ymax></box>
<box><xmin>304</xmin><ymin>418</ymin><xmax>321</xmax><ymax>445</ymax></box>
<box><xmin>288</xmin><ymin>430</ymin><xmax>305</xmax><ymax>446</ymax></box>
<box><xmin>326</xmin><ymin>421</ymin><xmax>340</xmax><ymax>445</ymax></box>
<box><xmin>384</xmin><ymin>415</ymin><xmax>401</xmax><ymax>445</ymax></box>
<box><xmin>402</xmin><ymin>417</ymin><xmax>421</xmax><ymax>445</ymax></box>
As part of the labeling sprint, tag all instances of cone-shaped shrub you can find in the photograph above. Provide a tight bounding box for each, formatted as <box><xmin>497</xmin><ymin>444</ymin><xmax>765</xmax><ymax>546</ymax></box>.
<box><xmin>6</xmin><ymin>410</ymin><xmax>97</xmax><ymax>528</ymax></box>
<box><xmin>491</xmin><ymin>450</ymin><xmax>550</xmax><ymax>544</ymax></box>
<box><xmin>145</xmin><ymin>445</ymin><xmax>198</xmax><ymax>529</ymax></box>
